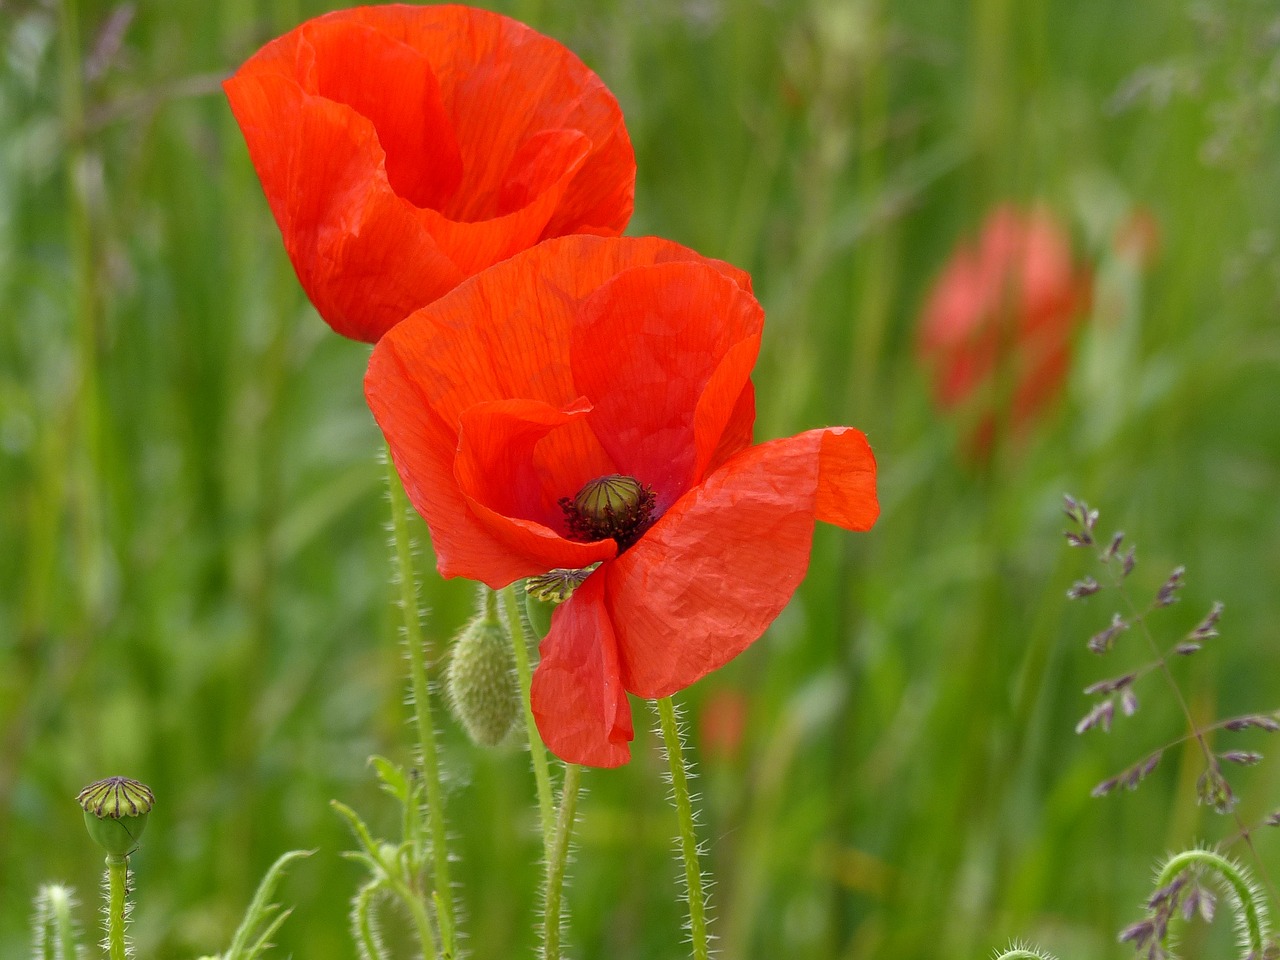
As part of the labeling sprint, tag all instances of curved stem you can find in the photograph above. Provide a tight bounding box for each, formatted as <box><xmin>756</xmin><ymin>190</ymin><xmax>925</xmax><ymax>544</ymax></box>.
<box><xmin>501</xmin><ymin>584</ymin><xmax>555</xmax><ymax>855</ymax></box>
<box><xmin>542</xmin><ymin>763</ymin><xmax>582</xmax><ymax>960</ymax></box>
<box><xmin>105</xmin><ymin>855</ymin><xmax>128</xmax><ymax>960</ymax></box>
<box><xmin>384</xmin><ymin>453</ymin><xmax>454</xmax><ymax>958</ymax></box>
<box><xmin>656</xmin><ymin>696</ymin><xmax>711</xmax><ymax>960</ymax></box>
<box><xmin>1155</xmin><ymin>848</ymin><xmax>1267</xmax><ymax>956</ymax></box>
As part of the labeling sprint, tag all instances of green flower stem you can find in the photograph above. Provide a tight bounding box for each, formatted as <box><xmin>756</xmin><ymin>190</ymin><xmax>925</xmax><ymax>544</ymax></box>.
<box><xmin>656</xmin><ymin>696</ymin><xmax>711</xmax><ymax>960</ymax></box>
<box><xmin>36</xmin><ymin>885</ymin><xmax>80</xmax><ymax>960</ymax></box>
<box><xmin>105</xmin><ymin>855</ymin><xmax>128</xmax><ymax>960</ymax></box>
<box><xmin>542</xmin><ymin>762</ymin><xmax>582</xmax><ymax>960</ymax></box>
<box><xmin>1155</xmin><ymin>849</ymin><xmax>1265</xmax><ymax>956</ymax></box>
<box><xmin>384</xmin><ymin>453</ymin><xmax>454</xmax><ymax>958</ymax></box>
<box><xmin>501</xmin><ymin>584</ymin><xmax>555</xmax><ymax>855</ymax></box>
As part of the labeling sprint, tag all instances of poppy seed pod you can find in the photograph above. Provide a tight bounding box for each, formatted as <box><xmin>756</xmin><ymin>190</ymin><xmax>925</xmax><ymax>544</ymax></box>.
<box><xmin>445</xmin><ymin>615</ymin><xmax>519</xmax><ymax>747</ymax></box>
<box><xmin>77</xmin><ymin>777</ymin><xmax>154</xmax><ymax>858</ymax></box>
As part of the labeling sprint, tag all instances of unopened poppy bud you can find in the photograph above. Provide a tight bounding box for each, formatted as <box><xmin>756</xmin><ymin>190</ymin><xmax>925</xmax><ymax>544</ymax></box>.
<box><xmin>77</xmin><ymin>776</ymin><xmax>154</xmax><ymax>858</ymax></box>
<box><xmin>445</xmin><ymin>615</ymin><xmax>519</xmax><ymax>747</ymax></box>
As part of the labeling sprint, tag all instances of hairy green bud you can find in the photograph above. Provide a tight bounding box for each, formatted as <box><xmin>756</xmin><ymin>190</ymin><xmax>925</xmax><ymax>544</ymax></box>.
<box><xmin>445</xmin><ymin>615</ymin><xmax>519</xmax><ymax>747</ymax></box>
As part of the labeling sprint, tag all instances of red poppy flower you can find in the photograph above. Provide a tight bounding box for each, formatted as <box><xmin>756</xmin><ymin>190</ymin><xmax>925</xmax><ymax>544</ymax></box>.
<box><xmin>918</xmin><ymin>205</ymin><xmax>1089</xmax><ymax>441</ymax></box>
<box><xmin>224</xmin><ymin>5</ymin><xmax>635</xmax><ymax>342</ymax></box>
<box><xmin>365</xmin><ymin>235</ymin><xmax>879</xmax><ymax>767</ymax></box>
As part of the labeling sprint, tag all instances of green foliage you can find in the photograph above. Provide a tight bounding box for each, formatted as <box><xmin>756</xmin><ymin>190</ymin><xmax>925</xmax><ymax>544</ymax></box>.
<box><xmin>332</xmin><ymin>758</ymin><xmax>439</xmax><ymax>960</ymax></box>
<box><xmin>218</xmin><ymin>849</ymin><xmax>312</xmax><ymax>960</ymax></box>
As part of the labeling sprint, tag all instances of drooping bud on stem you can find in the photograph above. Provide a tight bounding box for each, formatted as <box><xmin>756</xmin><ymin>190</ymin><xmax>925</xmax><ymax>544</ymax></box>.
<box><xmin>446</xmin><ymin>607</ymin><xmax>520</xmax><ymax>747</ymax></box>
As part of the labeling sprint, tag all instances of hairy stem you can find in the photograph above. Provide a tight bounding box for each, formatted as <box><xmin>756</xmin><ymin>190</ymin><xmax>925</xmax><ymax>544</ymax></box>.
<box><xmin>384</xmin><ymin>453</ymin><xmax>454</xmax><ymax>958</ymax></box>
<box><xmin>34</xmin><ymin>884</ymin><xmax>80</xmax><ymax>960</ymax></box>
<box><xmin>1156</xmin><ymin>849</ymin><xmax>1267</xmax><ymax>957</ymax></box>
<box><xmin>656</xmin><ymin>696</ymin><xmax>711</xmax><ymax>960</ymax></box>
<box><xmin>104</xmin><ymin>856</ymin><xmax>128</xmax><ymax>960</ymax></box>
<box><xmin>542</xmin><ymin>763</ymin><xmax>582</xmax><ymax>960</ymax></box>
<box><xmin>501</xmin><ymin>584</ymin><xmax>555</xmax><ymax>854</ymax></box>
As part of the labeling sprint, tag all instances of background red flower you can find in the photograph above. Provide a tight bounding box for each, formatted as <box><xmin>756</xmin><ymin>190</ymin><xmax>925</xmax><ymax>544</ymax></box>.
<box><xmin>224</xmin><ymin>4</ymin><xmax>636</xmax><ymax>342</ymax></box>
<box><xmin>917</xmin><ymin>205</ymin><xmax>1090</xmax><ymax>444</ymax></box>
<box><xmin>366</xmin><ymin>235</ymin><xmax>878</xmax><ymax>766</ymax></box>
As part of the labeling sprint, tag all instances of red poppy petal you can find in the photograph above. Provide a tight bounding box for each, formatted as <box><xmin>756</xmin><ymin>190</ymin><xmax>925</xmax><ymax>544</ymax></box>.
<box><xmin>570</xmin><ymin>262</ymin><xmax>764</xmax><ymax>504</ymax></box>
<box><xmin>280</xmin><ymin>5</ymin><xmax>636</xmax><ymax>232</ymax></box>
<box><xmin>813</xmin><ymin>427</ymin><xmax>880</xmax><ymax>531</ymax></box>
<box><xmin>364</xmin><ymin>357</ymin><xmax>542</xmax><ymax>585</ymax></box>
<box><xmin>531</xmin><ymin>574</ymin><xmax>634</xmax><ymax>767</ymax></box>
<box><xmin>453</xmin><ymin>399</ymin><xmax>617</xmax><ymax>573</ymax></box>
<box><xmin>607</xmin><ymin>427</ymin><xmax>878</xmax><ymax>698</ymax></box>
<box><xmin>224</xmin><ymin>71</ymin><xmax>465</xmax><ymax>341</ymax></box>
<box><xmin>296</xmin><ymin>19</ymin><xmax>462</xmax><ymax>210</ymax></box>
<box><xmin>498</xmin><ymin>129</ymin><xmax>592</xmax><ymax>216</ymax></box>
<box><xmin>372</xmin><ymin>236</ymin><xmax>752</xmax><ymax>429</ymax></box>
<box><xmin>692</xmin><ymin>340</ymin><xmax>760</xmax><ymax>482</ymax></box>
<box><xmin>702</xmin><ymin>379</ymin><xmax>755</xmax><ymax>477</ymax></box>
<box><xmin>368</xmin><ymin>237</ymin><xmax>755</xmax><ymax>582</ymax></box>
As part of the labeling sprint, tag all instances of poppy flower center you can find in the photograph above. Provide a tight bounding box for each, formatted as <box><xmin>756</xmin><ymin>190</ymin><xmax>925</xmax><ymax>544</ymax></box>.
<box><xmin>559</xmin><ymin>474</ymin><xmax>656</xmax><ymax>551</ymax></box>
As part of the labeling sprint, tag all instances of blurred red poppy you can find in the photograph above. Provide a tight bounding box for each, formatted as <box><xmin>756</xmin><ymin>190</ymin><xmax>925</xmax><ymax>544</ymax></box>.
<box><xmin>224</xmin><ymin>5</ymin><xmax>635</xmax><ymax>342</ymax></box>
<box><xmin>366</xmin><ymin>235</ymin><xmax>879</xmax><ymax>767</ymax></box>
<box><xmin>918</xmin><ymin>205</ymin><xmax>1089</xmax><ymax>444</ymax></box>
<box><xmin>699</xmin><ymin>687</ymin><xmax>749</xmax><ymax>763</ymax></box>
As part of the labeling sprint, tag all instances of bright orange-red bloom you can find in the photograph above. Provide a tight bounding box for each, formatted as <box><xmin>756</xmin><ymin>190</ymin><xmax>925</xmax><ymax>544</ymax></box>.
<box><xmin>224</xmin><ymin>5</ymin><xmax>635</xmax><ymax>343</ymax></box>
<box><xmin>918</xmin><ymin>205</ymin><xmax>1089</xmax><ymax>440</ymax></box>
<box><xmin>366</xmin><ymin>236</ymin><xmax>879</xmax><ymax>767</ymax></box>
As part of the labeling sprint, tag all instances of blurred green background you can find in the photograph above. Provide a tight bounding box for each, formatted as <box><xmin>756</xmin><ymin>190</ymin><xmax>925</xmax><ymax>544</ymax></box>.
<box><xmin>3</xmin><ymin>0</ymin><xmax>1279</xmax><ymax>957</ymax></box>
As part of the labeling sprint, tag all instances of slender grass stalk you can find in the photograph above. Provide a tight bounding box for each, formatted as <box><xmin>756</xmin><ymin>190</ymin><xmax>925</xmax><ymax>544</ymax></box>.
<box><xmin>384</xmin><ymin>452</ymin><xmax>455</xmax><ymax>958</ymax></box>
<box><xmin>501</xmin><ymin>584</ymin><xmax>555</xmax><ymax>854</ymax></box>
<box><xmin>57</xmin><ymin>0</ymin><xmax>105</xmax><ymax>625</ymax></box>
<box><xmin>656</xmin><ymin>696</ymin><xmax>711</xmax><ymax>960</ymax></box>
<box><xmin>104</xmin><ymin>856</ymin><xmax>128</xmax><ymax>960</ymax></box>
<box><xmin>542</xmin><ymin>763</ymin><xmax>582</xmax><ymax>960</ymax></box>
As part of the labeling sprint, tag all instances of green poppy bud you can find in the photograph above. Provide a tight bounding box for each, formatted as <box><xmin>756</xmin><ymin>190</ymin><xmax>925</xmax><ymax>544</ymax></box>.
<box><xmin>77</xmin><ymin>777</ymin><xmax>154</xmax><ymax>858</ymax></box>
<box><xmin>445</xmin><ymin>615</ymin><xmax>519</xmax><ymax>747</ymax></box>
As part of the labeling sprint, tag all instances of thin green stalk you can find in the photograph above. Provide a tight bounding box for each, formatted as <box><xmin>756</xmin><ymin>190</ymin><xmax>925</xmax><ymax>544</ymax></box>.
<box><xmin>542</xmin><ymin>763</ymin><xmax>582</xmax><ymax>960</ymax></box>
<box><xmin>34</xmin><ymin>884</ymin><xmax>80</xmax><ymax>960</ymax></box>
<box><xmin>384</xmin><ymin>454</ymin><xmax>454</xmax><ymax>958</ymax></box>
<box><xmin>656</xmin><ymin>696</ymin><xmax>711</xmax><ymax>960</ymax></box>
<box><xmin>105</xmin><ymin>856</ymin><xmax>128</xmax><ymax>960</ymax></box>
<box><xmin>501</xmin><ymin>584</ymin><xmax>555</xmax><ymax>854</ymax></box>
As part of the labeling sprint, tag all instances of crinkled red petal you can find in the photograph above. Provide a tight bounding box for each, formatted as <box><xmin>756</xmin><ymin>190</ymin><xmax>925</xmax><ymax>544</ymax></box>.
<box><xmin>607</xmin><ymin>427</ymin><xmax>878</xmax><ymax>699</ymax></box>
<box><xmin>531</xmin><ymin>574</ymin><xmax>634</xmax><ymax>767</ymax></box>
